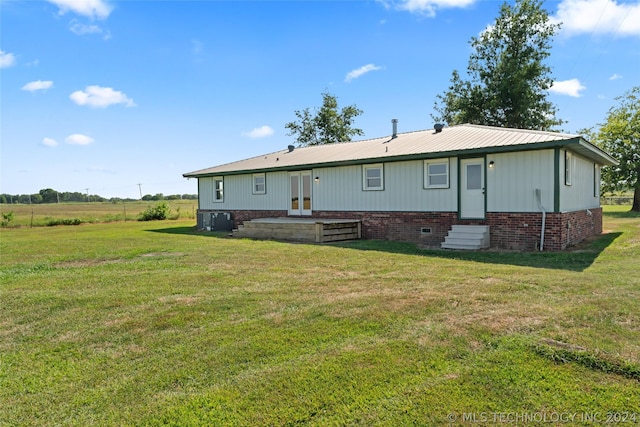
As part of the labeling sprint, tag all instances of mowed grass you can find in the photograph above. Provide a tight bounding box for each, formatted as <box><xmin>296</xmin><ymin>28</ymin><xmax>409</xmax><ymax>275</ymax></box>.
<box><xmin>1</xmin><ymin>206</ymin><xmax>639</xmax><ymax>426</ymax></box>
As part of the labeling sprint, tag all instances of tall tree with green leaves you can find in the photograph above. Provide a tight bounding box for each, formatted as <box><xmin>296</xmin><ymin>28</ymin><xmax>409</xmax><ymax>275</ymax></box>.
<box><xmin>584</xmin><ymin>86</ymin><xmax>640</xmax><ymax>212</ymax></box>
<box><xmin>433</xmin><ymin>0</ymin><xmax>563</xmax><ymax>130</ymax></box>
<box><xmin>285</xmin><ymin>92</ymin><xmax>363</xmax><ymax>146</ymax></box>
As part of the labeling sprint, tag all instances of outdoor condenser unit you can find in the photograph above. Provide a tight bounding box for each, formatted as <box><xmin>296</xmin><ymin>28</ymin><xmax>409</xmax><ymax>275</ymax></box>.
<box><xmin>210</xmin><ymin>212</ymin><xmax>233</xmax><ymax>231</ymax></box>
<box><xmin>196</xmin><ymin>212</ymin><xmax>207</xmax><ymax>231</ymax></box>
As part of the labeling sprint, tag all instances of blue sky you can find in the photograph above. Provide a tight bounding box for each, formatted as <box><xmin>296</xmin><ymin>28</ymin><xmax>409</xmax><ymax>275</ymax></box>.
<box><xmin>1</xmin><ymin>0</ymin><xmax>639</xmax><ymax>199</ymax></box>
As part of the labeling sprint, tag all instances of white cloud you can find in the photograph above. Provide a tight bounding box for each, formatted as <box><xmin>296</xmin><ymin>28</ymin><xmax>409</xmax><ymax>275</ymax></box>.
<box><xmin>22</xmin><ymin>80</ymin><xmax>54</xmax><ymax>92</ymax></box>
<box><xmin>242</xmin><ymin>125</ymin><xmax>274</xmax><ymax>139</ymax></box>
<box><xmin>69</xmin><ymin>20</ymin><xmax>110</xmax><ymax>39</ymax></box>
<box><xmin>550</xmin><ymin>79</ymin><xmax>587</xmax><ymax>97</ymax></box>
<box><xmin>42</xmin><ymin>137</ymin><xmax>58</xmax><ymax>147</ymax></box>
<box><xmin>65</xmin><ymin>134</ymin><xmax>95</xmax><ymax>145</ymax></box>
<box><xmin>552</xmin><ymin>0</ymin><xmax>640</xmax><ymax>37</ymax></box>
<box><xmin>395</xmin><ymin>0</ymin><xmax>476</xmax><ymax>17</ymax></box>
<box><xmin>0</xmin><ymin>50</ymin><xmax>16</xmax><ymax>68</ymax></box>
<box><xmin>47</xmin><ymin>0</ymin><xmax>113</xmax><ymax>20</ymax></box>
<box><xmin>609</xmin><ymin>73</ymin><xmax>623</xmax><ymax>80</ymax></box>
<box><xmin>345</xmin><ymin>64</ymin><xmax>383</xmax><ymax>83</ymax></box>
<box><xmin>70</xmin><ymin>85</ymin><xmax>135</xmax><ymax>108</ymax></box>
<box><xmin>70</xmin><ymin>21</ymin><xmax>102</xmax><ymax>35</ymax></box>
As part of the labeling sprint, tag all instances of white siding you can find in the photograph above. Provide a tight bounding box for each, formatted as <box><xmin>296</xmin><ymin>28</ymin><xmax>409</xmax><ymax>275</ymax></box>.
<box><xmin>199</xmin><ymin>159</ymin><xmax>458</xmax><ymax>212</ymax></box>
<box><xmin>198</xmin><ymin>178</ymin><xmax>215</xmax><ymax>208</ymax></box>
<box><xmin>197</xmin><ymin>148</ymin><xmax>603</xmax><ymax>215</ymax></box>
<box><xmin>560</xmin><ymin>150</ymin><xmax>600</xmax><ymax>211</ymax></box>
<box><xmin>312</xmin><ymin>159</ymin><xmax>458</xmax><ymax>212</ymax></box>
<box><xmin>198</xmin><ymin>173</ymin><xmax>290</xmax><ymax>210</ymax></box>
<box><xmin>486</xmin><ymin>150</ymin><xmax>555</xmax><ymax>212</ymax></box>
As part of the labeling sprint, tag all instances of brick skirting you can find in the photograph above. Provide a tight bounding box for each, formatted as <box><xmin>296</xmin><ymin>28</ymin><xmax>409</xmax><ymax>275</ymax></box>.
<box><xmin>197</xmin><ymin>208</ymin><xmax>603</xmax><ymax>251</ymax></box>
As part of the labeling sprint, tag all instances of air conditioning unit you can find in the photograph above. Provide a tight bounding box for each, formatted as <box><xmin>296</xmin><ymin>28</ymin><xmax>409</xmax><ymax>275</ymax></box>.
<box><xmin>211</xmin><ymin>212</ymin><xmax>233</xmax><ymax>231</ymax></box>
<box><xmin>196</xmin><ymin>212</ymin><xmax>207</xmax><ymax>231</ymax></box>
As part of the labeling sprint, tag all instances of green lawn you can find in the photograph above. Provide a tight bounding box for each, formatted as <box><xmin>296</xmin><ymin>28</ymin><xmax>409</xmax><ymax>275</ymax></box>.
<box><xmin>1</xmin><ymin>206</ymin><xmax>639</xmax><ymax>426</ymax></box>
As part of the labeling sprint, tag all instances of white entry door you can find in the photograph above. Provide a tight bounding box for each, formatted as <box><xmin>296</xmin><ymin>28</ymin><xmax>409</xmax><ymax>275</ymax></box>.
<box><xmin>289</xmin><ymin>171</ymin><xmax>312</xmax><ymax>216</ymax></box>
<box><xmin>460</xmin><ymin>158</ymin><xmax>485</xmax><ymax>219</ymax></box>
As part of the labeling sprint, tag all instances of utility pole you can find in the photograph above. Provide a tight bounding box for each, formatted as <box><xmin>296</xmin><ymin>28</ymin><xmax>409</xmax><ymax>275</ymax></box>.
<box><xmin>85</xmin><ymin>188</ymin><xmax>90</xmax><ymax>202</ymax></box>
<box><xmin>137</xmin><ymin>183</ymin><xmax>143</xmax><ymax>199</ymax></box>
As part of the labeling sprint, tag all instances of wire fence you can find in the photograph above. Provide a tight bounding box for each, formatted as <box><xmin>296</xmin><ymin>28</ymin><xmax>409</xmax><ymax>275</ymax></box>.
<box><xmin>601</xmin><ymin>197</ymin><xmax>634</xmax><ymax>205</ymax></box>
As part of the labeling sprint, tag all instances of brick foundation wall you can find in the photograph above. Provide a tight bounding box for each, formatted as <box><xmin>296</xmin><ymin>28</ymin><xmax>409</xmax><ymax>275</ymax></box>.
<box><xmin>559</xmin><ymin>208</ymin><xmax>602</xmax><ymax>250</ymax></box>
<box><xmin>196</xmin><ymin>207</ymin><xmax>603</xmax><ymax>251</ymax></box>
<box><xmin>312</xmin><ymin>211</ymin><xmax>458</xmax><ymax>246</ymax></box>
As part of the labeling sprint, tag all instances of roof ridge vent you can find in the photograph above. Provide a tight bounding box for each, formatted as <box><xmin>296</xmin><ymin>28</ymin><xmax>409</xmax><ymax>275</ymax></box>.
<box><xmin>434</xmin><ymin>123</ymin><xmax>444</xmax><ymax>133</ymax></box>
<box><xmin>287</xmin><ymin>145</ymin><xmax>295</xmax><ymax>152</ymax></box>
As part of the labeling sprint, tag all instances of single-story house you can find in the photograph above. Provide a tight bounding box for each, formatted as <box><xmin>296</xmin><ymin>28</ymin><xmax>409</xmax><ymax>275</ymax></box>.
<box><xmin>183</xmin><ymin>123</ymin><xmax>617</xmax><ymax>251</ymax></box>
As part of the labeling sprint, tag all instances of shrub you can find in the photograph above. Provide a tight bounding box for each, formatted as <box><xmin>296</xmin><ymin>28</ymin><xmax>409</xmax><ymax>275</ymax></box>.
<box><xmin>46</xmin><ymin>218</ymin><xmax>83</xmax><ymax>226</ymax></box>
<box><xmin>139</xmin><ymin>202</ymin><xmax>170</xmax><ymax>221</ymax></box>
<box><xmin>1</xmin><ymin>211</ymin><xmax>14</xmax><ymax>227</ymax></box>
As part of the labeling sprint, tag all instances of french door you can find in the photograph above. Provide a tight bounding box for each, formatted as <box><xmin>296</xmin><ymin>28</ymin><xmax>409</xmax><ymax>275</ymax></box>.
<box><xmin>289</xmin><ymin>171</ymin><xmax>312</xmax><ymax>216</ymax></box>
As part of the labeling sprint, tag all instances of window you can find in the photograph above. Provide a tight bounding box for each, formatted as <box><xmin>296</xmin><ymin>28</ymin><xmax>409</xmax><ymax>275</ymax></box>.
<box><xmin>363</xmin><ymin>164</ymin><xmax>384</xmax><ymax>190</ymax></box>
<box><xmin>253</xmin><ymin>173</ymin><xmax>266</xmax><ymax>194</ymax></box>
<box><xmin>466</xmin><ymin>164</ymin><xmax>482</xmax><ymax>190</ymax></box>
<box><xmin>424</xmin><ymin>160</ymin><xmax>449</xmax><ymax>188</ymax></box>
<box><xmin>565</xmin><ymin>151</ymin><xmax>572</xmax><ymax>186</ymax></box>
<box><xmin>213</xmin><ymin>177</ymin><xmax>224</xmax><ymax>202</ymax></box>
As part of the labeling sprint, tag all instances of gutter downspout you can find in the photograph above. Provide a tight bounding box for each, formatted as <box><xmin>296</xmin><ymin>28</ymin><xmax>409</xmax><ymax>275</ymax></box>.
<box><xmin>535</xmin><ymin>189</ymin><xmax>546</xmax><ymax>251</ymax></box>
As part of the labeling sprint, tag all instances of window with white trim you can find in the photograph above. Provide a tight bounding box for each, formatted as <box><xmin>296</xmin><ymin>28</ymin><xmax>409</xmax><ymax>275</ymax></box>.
<box><xmin>213</xmin><ymin>177</ymin><xmax>224</xmax><ymax>202</ymax></box>
<box><xmin>424</xmin><ymin>160</ymin><xmax>449</xmax><ymax>188</ymax></box>
<box><xmin>565</xmin><ymin>151</ymin><xmax>573</xmax><ymax>186</ymax></box>
<box><xmin>363</xmin><ymin>164</ymin><xmax>384</xmax><ymax>191</ymax></box>
<box><xmin>253</xmin><ymin>173</ymin><xmax>266</xmax><ymax>194</ymax></box>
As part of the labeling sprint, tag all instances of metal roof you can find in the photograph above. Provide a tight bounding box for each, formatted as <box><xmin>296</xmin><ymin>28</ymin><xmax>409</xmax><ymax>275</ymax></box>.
<box><xmin>183</xmin><ymin>124</ymin><xmax>617</xmax><ymax>177</ymax></box>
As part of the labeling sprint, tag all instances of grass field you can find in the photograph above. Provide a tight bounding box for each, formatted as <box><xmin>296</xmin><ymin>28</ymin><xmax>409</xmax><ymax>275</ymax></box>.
<box><xmin>1</xmin><ymin>205</ymin><xmax>639</xmax><ymax>426</ymax></box>
<box><xmin>0</xmin><ymin>200</ymin><xmax>198</xmax><ymax>227</ymax></box>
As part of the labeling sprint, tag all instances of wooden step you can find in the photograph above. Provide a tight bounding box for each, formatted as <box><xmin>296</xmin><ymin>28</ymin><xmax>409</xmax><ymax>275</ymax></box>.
<box><xmin>234</xmin><ymin>218</ymin><xmax>361</xmax><ymax>243</ymax></box>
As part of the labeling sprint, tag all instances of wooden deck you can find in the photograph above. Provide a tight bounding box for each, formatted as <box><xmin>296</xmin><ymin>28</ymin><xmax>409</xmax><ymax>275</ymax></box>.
<box><xmin>234</xmin><ymin>218</ymin><xmax>361</xmax><ymax>243</ymax></box>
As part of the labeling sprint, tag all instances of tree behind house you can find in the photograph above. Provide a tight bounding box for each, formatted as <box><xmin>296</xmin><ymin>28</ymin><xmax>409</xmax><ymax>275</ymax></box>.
<box><xmin>584</xmin><ymin>86</ymin><xmax>640</xmax><ymax>212</ymax></box>
<box><xmin>433</xmin><ymin>0</ymin><xmax>563</xmax><ymax>131</ymax></box>
<box><xmin>285</xmin><ymin>92</ymin><xmax>364</xmax><ymax>146</ymax></box>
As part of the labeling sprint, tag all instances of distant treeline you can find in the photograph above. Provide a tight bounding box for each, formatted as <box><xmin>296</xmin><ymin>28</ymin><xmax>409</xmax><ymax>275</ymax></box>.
<box><xmin>0</xmin><ymin>188</ymin><xmax>197</xmax><ymax>204</ymax></box>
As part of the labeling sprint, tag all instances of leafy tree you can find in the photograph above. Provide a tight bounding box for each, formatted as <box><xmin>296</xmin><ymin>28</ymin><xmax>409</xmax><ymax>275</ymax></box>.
<box><xmin>584</xmin><ymin>86</ymin><xmax>640</xmax><ymax>212</ymax></box>
<box><xmin>433</xmin><ymin>0</ymin><xmax>563</xmax><ymax>130</ymax></box>
<box><xmin>39</xmin><ymin>188</ymin><xmax>58</xmax><ymax>203</ymax></box>
<box><xmin>285</xmin><ymin>91</ymin><xmax>363</xmax><ymax>146</ymax></box>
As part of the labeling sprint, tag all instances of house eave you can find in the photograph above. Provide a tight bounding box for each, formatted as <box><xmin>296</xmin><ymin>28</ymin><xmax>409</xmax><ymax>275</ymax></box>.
<box><xmin>183</xmin><ymin>138</ymin><xmax>611</xmax><ymax>178</ymax></box>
